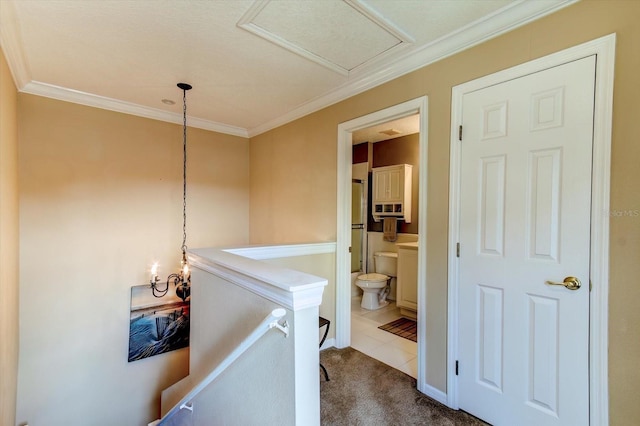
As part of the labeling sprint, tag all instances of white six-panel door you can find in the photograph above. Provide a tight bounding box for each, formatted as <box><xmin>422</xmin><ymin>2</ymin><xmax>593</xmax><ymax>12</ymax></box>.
<box><xmin>457</xmin><ymin>56</ymin><xmax>596</xmax><ymax>425</ymax></box>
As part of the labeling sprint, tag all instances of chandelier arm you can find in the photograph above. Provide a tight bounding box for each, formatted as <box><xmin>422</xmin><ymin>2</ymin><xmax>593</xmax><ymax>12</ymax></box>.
<box><xmin>167</xmin><ymin>273</ymin><xmax>181</xmax><ymax>287</ymax></box>
<box><xmin>150</xmin><ymin>280</ymin><xmax>169</xmax><ymax>298</ymax></box>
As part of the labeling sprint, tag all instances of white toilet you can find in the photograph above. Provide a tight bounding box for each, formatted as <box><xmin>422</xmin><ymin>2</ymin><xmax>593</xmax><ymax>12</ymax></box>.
<box><xmin>356</xmin><ymin>251</ymin><xmax>398</xmax><ymax>310</ymax></box>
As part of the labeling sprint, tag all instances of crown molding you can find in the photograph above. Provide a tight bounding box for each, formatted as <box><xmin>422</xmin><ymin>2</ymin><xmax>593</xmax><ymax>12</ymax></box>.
<box><xmin>1</xmin><ymin>0</ymin><xmax>248</xmax><ymax>137</ymax></box>
<box><xmin>20</xmin><ymin>81</ymin><xmax>249</xmax><ymax>137</ymax></box>
<box><xmin>246</xmin><ymin>0</ymin><xmax>579</xmax><ymax>137</ymax></box>
<box><xmin>1</xmin><ymin>0</ymin><xmax>577</xmax><ymax>140</ymax></box>
<box><xmin>0</xmin><ymin>0</ymin><xmax>30</xmax><ymax>88</ymax></box>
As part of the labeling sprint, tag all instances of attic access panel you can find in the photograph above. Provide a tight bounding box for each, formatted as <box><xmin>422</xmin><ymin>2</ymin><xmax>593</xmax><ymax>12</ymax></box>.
<box><xmin>238</xmin><ymin>0</ymin><xmax>415</xmax><ymax>76</ymax></box>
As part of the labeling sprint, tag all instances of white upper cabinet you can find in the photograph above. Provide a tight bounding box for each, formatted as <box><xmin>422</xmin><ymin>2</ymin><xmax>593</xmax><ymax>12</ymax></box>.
<box><xmin>372</xmin><ymin>164</ymin><xmax>412</xmax><ymax>223</ymax></box>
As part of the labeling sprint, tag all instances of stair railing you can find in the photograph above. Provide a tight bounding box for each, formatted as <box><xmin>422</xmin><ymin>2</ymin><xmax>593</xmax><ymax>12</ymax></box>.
<box><xmin>157</xmin><ymin>308</ymin><xmax>289</xmax><ymax>424</ymax></box>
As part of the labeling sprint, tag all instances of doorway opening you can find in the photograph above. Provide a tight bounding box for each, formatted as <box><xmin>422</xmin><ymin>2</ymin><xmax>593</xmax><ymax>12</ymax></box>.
<box><xmin>350</xmin><ymin>115</ymin><xmax>419</xmax><ymax>376</ymax></box>
<box><xmin>336</xmin><ymin>96</ymin><xmax>435</xmax><ymax>399</ymax></box>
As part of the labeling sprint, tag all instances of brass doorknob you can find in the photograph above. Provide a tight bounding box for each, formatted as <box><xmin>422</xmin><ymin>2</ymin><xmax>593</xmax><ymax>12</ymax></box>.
<box><xmin>546</xmin><ymin>276</ymin><xmax>581</xmax><ymax>290</ymax></box>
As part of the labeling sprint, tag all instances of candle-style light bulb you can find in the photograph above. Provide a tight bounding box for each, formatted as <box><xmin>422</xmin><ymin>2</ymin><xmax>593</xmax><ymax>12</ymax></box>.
<box><xmin>180</xmin><ymin>262</ymin><xmax>189</xmax><ymax>285</ymax></box>
<box><xmin>150</xmin><ymin>262</ymin><xmax>159</xmax><ymax>284</ymax></box>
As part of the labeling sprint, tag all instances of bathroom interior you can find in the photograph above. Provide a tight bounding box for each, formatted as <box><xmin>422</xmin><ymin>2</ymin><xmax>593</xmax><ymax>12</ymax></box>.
<box><xmin>350</xmin><ymin>114</ymin><xmax>420</xmax><ymax>378</ymax></box>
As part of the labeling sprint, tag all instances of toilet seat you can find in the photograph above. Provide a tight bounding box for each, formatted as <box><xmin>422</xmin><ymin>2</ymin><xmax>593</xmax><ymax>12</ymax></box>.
<box><xmin>356</xmin><ymin>273</ymin><xmax>388</xmax><ymax>285</ymax></box>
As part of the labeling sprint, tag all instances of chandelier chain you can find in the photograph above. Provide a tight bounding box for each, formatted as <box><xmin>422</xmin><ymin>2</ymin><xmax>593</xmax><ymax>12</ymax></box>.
<box><xmin>181</xmin><ymin>87</ymin><xmax>188</xmax><ymax>255</ymax></box>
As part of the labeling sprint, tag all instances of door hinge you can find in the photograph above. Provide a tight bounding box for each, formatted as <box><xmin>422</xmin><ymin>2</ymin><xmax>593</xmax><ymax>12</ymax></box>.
<box><xmin>348</xmin><ymin>246</ymin><xmax>352</xmax><ymax>253</ymax></box>
<box><xmin>458</xmin><ymin>125</ymin><xmax>463</xmax><ymax>141</ymax></box>
<box><xmin>456</xmin><ymin>242</ymin><xmax>460</xmax><ymax>258</ymax></box>
<box><xmin>456</xmin><ymin>360</ymin><xmax>459</xmax><ymax>376</ymax></box>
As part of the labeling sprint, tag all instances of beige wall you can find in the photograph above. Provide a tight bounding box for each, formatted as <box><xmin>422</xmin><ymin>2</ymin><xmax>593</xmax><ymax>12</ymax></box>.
<box><xmin>0</xmin><ymin>47</ymin><xmax>19</xmax><ymax>426</ymax></box>
<box><xmin>249</xmin><ymin>109</ymin><xmax>338</xmax><ymax>244</ymax></box>
<box><xmin>249</xmin><ymin>1</ymin><xmax>640</xmax><ymax>423</ymax></box>
<box><xmin>264</xmin><ymin>252</ymin><xmax>336</xmax><ymax>342</ymax></box>
<box><xmin>16</xmin><ymin>95</ymin><xmax>250</xmax><ymax>425</ymax></box>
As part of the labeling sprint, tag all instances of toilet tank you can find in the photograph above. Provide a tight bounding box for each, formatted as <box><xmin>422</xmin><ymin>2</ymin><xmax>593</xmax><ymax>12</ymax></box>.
<box><xmin>374</xmin><ymin>251</ymin><xmax>398</xmax><ymax>276</ymax></box>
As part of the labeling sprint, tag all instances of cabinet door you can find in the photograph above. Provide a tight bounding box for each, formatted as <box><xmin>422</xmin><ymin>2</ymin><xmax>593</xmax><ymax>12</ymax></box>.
<box><xmin>373</xmin><ymin>170</ymin><xmax>388</xmax><ymax>202</ymax></box>
<box><xmin>397</xmin><ymin>248</ymin><xmax>418</xmax><ymax>310</ymax></box>
<box><xmin>374</xmin><ymin>170</ymin><xmax>397</xmax><ymax>202</ymax></box>
<box><xmin>373</xmin><ymin>167</ymin><xmax>405</xmax><ymax>202</ymax></box>
<box><xmin>387</xmin><ymin>168</ymin><xmax>403</xmax><ymax>201</ymax></box>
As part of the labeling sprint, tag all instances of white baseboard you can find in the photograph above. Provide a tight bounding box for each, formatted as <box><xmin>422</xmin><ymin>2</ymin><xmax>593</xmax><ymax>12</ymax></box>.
<box><xmin>419</xmin><ymin>382</ymin><xmax>448</xmax><ymax>406</ymax></box>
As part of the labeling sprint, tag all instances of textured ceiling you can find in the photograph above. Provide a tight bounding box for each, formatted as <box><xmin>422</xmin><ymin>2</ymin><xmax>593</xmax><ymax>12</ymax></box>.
<box><xmin>0</xmin><ymin>0</ymin><xmax>576</xmax><ymax>138</ymax></box>
<box><xmin>353</xmin><ymin>114</ymin><xmax>419</xmax><ymax>144</ymax></box>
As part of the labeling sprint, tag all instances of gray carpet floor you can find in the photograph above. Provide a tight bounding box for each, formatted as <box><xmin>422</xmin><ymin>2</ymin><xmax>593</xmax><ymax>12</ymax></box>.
<box><xmin>320</xmin><ymin>347</ymin><xmax>488</xmax><ymax>426</ymax></box>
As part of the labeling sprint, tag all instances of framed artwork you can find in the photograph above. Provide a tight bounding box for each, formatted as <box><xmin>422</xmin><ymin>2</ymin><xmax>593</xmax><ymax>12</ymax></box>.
<box><xmin>128</xmin><ymin>283</ymin><xmax>190</xmax><ymax>362</ymax></box>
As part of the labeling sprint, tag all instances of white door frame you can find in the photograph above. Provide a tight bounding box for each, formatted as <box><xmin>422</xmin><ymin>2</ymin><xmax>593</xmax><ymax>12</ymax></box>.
<box><xmin>447</xmin><ymin>34</ymin><xmax>615</xmax><ymax>424</ymax></box>
<box><xmin>336</xmin><ymin>96</ymin><xmax>432</xmax><ymax>397</ymax></box>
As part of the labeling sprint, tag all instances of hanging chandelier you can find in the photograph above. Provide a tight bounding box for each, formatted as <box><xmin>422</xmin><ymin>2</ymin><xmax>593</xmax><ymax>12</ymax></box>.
<box><xmin>149</xmin><ymin>82</ymin><xmax>193</xmax><ymax>301</ymax></box>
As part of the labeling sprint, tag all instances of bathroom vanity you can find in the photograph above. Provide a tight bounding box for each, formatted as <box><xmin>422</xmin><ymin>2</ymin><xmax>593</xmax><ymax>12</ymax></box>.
<box><xmin>396</xmin><ymin>241</ymin><xmax>418</xmax><ymax>319</ymax></box>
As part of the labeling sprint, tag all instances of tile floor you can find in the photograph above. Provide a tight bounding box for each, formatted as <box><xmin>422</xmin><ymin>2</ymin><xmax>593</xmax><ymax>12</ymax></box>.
<box><xmin>350</xmin><ymin>296</ymin><xmax>418</xmax><ymax>378</ymax></box>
